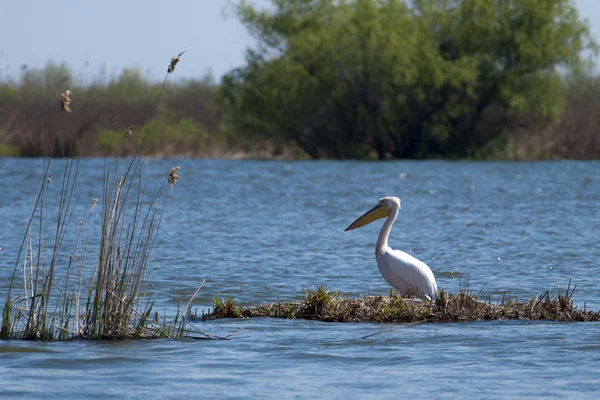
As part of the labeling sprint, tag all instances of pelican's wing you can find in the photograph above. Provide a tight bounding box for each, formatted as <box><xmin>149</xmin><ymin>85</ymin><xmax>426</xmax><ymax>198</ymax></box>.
<box><xmin>382</xmin><ymin>249</ymin><xmax>438</xmax><ymax>300</ymax></box>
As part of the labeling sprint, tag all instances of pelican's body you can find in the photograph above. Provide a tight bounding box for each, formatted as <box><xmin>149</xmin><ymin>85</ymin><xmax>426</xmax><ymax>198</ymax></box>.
<box><xmin>345</xmin><ymin>196</ymin><xmax>437</xmax><ymax>301</ymax></box>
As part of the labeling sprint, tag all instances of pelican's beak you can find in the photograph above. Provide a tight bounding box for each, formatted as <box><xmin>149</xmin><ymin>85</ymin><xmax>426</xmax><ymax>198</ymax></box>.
<box><xmin>344</xmin><ymin>203</ymin><xmax>389</xmax><ymax>231</ymax></box>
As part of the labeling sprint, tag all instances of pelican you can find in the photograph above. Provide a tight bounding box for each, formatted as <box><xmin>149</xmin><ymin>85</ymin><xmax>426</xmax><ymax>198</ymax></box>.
<box><xmin>345</xmin><ymin>196</ymin><xmax>438</xmax><ymax>301</ymax></box>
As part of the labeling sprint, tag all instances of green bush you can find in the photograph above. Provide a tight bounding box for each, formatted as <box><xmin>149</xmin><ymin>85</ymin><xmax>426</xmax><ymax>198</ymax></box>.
<box><xmin>97</xmin><ymin>108</ymin><xmax>211</xmax><ymax>154</ymax></box>
<box><xmin>0</xmin><ymin>142</ymin><xmax>19</xmax><ymax>157</ymax></box>
<box><xmin>219</xmin><ymin>0</ymin><xmax>596</xmax><ymax>159</ymax></box>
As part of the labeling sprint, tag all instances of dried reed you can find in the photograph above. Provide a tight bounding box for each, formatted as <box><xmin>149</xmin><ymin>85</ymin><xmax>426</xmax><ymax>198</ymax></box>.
<box><xmin>168</xmin><ymin>52</ymin><xmax>185</xmax><ymax>74</ymax></box>
<box><xmin>61</xmin><ymin>90</ymin><xmax>72</xmax><ymax>112</ymax></box>
<box><xmin>168</xmin><ymin>166</ymin><xmax>180</xmax><ymax>187</ymax></box>
<box><xmin>1</xmin><ymin>52</ymin><xmax>215</xmax><ymax>341</ymax></box>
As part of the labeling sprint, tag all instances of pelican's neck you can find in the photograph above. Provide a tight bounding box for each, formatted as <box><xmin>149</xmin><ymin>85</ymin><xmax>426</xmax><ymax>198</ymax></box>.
<box><xmin>376</xmin><ymin>205</ymin><xmax>398</xmax><ymax>254</ymax></box>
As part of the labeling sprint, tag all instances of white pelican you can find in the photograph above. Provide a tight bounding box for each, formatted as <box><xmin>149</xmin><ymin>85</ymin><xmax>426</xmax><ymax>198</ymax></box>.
<box><xmin>345</xmin><ymin>196</ymin><xmax>438</xmax><ymax>301</ymax></box>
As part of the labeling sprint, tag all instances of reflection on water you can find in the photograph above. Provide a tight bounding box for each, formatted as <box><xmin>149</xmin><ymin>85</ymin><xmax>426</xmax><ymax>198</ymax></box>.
<box><xmin>1</xmin><ymin>159</ymin><xmax>599</xmax><ymax>399</ymax></box>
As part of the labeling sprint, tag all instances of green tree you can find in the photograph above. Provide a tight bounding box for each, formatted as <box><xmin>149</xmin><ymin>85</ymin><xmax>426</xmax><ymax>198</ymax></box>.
<box><xmin>220</xmin><ymin>0</ymin><xmax>595</xmax><ymax>159</ymax></box>
<box><xmin>106</xmin><ymin>68</ymin><xmax>160</xmax><ymax>101</ymax></box>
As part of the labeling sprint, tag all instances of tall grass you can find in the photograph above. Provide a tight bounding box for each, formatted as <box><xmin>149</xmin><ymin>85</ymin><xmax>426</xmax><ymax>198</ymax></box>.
<box><xmin>1</xmin><ymin>53</ymin><xmax>215</xmax><ymax>340</ymax></box>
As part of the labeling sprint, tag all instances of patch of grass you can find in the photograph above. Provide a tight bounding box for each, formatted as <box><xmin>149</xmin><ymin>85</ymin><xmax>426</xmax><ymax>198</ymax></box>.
<box><xmin>211</xmin><ymin>297</ymin><xmax>245</xmax><ymax>319</ymax></box>
<box><xmin>303</xmin><ymin>285</ymin><xmax>338</xmax><ymax>318</ymax></box>
<box><xmin>202</xmin><ymin>283</ymin><xmax>600</xmax><ymax>323</ymax></box>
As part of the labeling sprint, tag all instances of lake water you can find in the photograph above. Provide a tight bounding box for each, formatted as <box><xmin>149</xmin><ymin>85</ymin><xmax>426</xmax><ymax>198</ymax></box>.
<box><xmin>0</xmin><ymin>159</ymin><xmax>599</xmax><ymax>399</ymax></box>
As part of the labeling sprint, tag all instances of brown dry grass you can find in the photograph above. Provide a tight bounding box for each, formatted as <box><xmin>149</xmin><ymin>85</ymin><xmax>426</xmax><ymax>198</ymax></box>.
<box><xmin>168</xmin><ymin>52</ymin><xmax>185</xmax><ymax>74</ymax></box>
<box><xmin>201</xmin><ymin>285</ymin><xmax>600</xmax><ymax>323</ymax></box>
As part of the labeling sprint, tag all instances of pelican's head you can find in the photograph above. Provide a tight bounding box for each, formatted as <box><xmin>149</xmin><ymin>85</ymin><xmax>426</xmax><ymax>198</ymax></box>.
<box><xmin>344</xmin><ymin>196</ymin><xmax>400</xmax><ymax>231</ymax></box>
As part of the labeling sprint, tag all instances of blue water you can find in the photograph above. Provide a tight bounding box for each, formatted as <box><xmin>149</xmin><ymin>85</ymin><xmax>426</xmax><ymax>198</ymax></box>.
<box><xmin>1</xmin><ymin>159</ymin><xmax>599</xmax><ymax>399</ymax></box>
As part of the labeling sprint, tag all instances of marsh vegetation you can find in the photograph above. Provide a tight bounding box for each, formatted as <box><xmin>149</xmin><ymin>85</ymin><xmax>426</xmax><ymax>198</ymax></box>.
<box><xmin>204</xmin><ymin>284</ymin><xmax>600</xmax><ymax>323</ymax></box>
<box><xmin>0</xmin><ymin>54</ymin><xmax>217</xmax><ymax>341</ymax></box>
<box><xmin>2</xmin><ymin>1</ymin><xmax>600</xmax><ymax>343</ymax></box>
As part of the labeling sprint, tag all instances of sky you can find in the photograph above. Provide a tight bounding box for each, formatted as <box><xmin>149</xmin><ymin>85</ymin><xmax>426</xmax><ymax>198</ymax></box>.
<box><xmin>0</xmin><ymin>0</ymin><xmax>598</xmax><ymax>84</ymax></box>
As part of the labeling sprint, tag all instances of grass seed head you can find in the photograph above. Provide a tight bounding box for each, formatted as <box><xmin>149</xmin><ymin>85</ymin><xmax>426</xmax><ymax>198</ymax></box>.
<box><xmin>60</xmin><ymin>90</ymin><xmax>72</xmax><ymax>112</ymax></box>
<box><xmin>112</xmin><ymin>117</ymin><xmax>118</xmax><ymax>124</ymax></box>
<box><xmin>168</xmin><ymin>51</ymin><xmax>185</xmax><ymax>73</ymax></box>
<box><xmin>168</xmin><ymin>166</ymin><xmax>181</xmax><ymax>188</ymax></box>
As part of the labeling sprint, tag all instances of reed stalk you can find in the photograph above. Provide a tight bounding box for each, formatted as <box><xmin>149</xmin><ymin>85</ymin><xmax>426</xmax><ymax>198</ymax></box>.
<box><xmin>1</xmin><ymin>52</ymin><xmax>213</xmax><ymax>340</ymax></box>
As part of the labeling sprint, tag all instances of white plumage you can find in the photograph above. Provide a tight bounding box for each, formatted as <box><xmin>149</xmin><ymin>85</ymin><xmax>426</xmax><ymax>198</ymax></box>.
<box><xmin>345</xmin><ymin>196</ymin><xmax>438</xmax><ymax>301</ymax></box>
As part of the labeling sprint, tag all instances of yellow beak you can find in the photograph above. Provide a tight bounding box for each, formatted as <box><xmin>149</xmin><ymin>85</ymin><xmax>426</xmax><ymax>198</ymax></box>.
<box><xmin>344</xmin><ymin>203</ymin><xmax>389</xmax><ymax>231</ymax></box>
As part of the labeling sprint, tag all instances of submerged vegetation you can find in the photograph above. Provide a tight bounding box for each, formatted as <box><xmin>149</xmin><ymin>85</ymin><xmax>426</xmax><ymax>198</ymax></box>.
<box><xmin>1</xmin><ymin>0</ymin><xmax>600</xmax><ymax>159</ymax></box>
<box><xmin>203</xmin><ymin>284</ymin><xmax>600</xmax><ymax>323</ymax></box>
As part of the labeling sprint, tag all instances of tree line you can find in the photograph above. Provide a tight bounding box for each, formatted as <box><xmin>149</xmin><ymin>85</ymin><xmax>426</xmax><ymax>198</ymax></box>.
<box><xmin>1</xmin><ymin>0</ymin><xmax>599</xmax><ymax>159</ymax></box>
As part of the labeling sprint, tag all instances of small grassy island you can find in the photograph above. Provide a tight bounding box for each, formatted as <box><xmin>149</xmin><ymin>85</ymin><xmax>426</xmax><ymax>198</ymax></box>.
<box><xmin>202</xmin><ymin>286</ymin><xmax>600</xmax><ymax>324</ymax></box>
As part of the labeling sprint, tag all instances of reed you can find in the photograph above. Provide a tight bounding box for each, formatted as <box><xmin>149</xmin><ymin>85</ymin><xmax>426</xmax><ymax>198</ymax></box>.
<box><xmin>1</xmin><ymin>53</ymin><xmax>216</xmax><ymax>341</ymax></box>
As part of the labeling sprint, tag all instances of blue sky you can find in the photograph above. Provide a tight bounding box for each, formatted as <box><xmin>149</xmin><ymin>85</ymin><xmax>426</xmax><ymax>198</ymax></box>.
<box><xmin>0</xmin><ymin>0</ymin><xmax>597</xmax><ymax>83</ymax></box>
